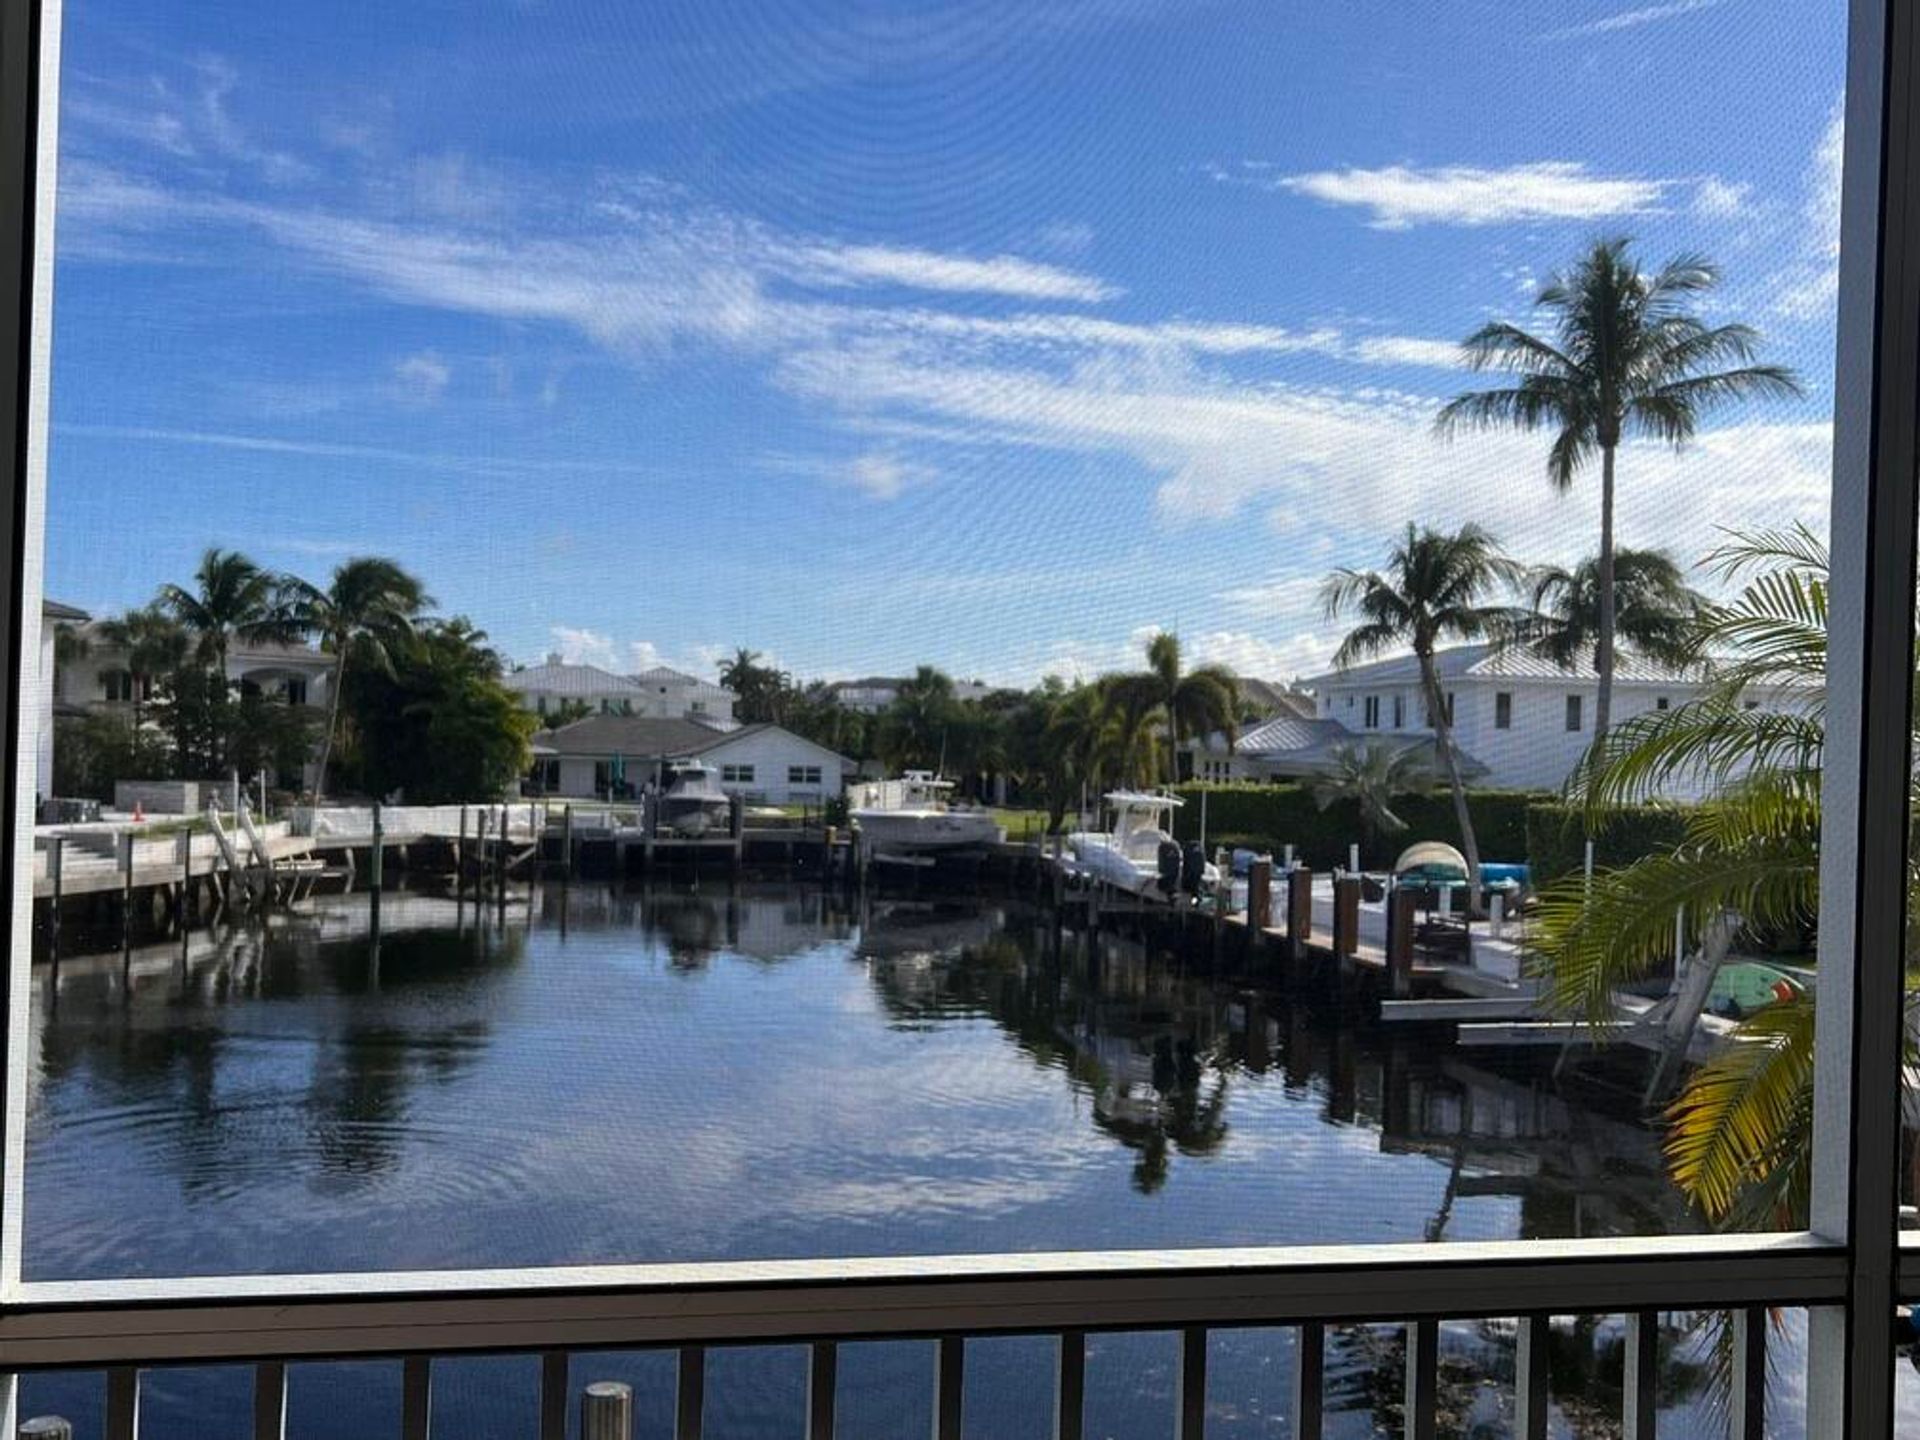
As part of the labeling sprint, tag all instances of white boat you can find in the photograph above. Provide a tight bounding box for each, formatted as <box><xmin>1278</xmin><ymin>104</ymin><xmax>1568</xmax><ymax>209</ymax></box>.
<box><xmin>850</xmin><ymin>771</ymin><xmax>1002</xmax><ymax>857</ymax></box>
<box><xmin>658</xmin><ymin>760</ymin><xmax>733</xmax><ymax>839</ymax></box>
<box><xmin>1066</xmin><ymin>790</ymin><xmax>1218</xmax><ymax>899</ymax></box>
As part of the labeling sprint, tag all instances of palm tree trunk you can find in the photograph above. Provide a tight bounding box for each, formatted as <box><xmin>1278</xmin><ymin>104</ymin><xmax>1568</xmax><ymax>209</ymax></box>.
<box><xmin>1422</xmin><ymin>657</ymin><xmax>1482</xmax><ymax>910</ymax></box>
<box><xmin>313</xmin><ymin>656</ymin><xmax>347</xmax><ymax>804</ymax></box>
<box><xmin>1596</xmin><ymin>444</ymin><xmax>1618</xmax><ymax>742</ymax></box>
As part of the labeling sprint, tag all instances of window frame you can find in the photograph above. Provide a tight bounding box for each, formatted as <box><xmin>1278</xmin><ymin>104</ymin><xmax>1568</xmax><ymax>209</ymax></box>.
<box><xmin>0</xmin><ymin>0</ymin><xmax>1910</xmax><ymax>1431</ymax></box>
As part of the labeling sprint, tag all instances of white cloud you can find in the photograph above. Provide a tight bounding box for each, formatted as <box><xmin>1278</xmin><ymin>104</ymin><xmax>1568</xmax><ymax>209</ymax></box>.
<box><xmin>392</xmin><ymin>350</ymin><xmax>451</xmax><ymax>403</ymax></box>
<box><xmin>845</xmin><ymin>450</ymin><xmax>930</xmax><ymax>500</ymax></box>
<box><xmin>1272</xmin><ymin>162</ymin><xmax>1674</xmax><ymax>229</ymax></box>
<box><xmin>549</xmin><ymin>626</ymin><xmax>620</xmax><ymax>669</ymax></box>
<box><xmin>1537</xmin><ymin>0</ymin><xmax>1732</xmax><ymax>40</ymax></box>
<box><xmin>785</xmin><ymin>242</ymin><xmax>1116</xmax><ymax>303</ymax></box>
<box><xmin>1692</xmin><ymin>176</ymin><xmax>1751</xmax><ymax>218</ymax></box>
<box><xmin>1772</xmin><ymin>105</ymin><xmax>1844</xmax><ymax>319</ymax></box>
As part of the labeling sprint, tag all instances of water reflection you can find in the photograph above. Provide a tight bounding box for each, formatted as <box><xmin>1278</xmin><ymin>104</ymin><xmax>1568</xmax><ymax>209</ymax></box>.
<box><xmin>26</xmin><ymin>879</ymin><xmax>1689</xmax><ymax>1282</ymax></box>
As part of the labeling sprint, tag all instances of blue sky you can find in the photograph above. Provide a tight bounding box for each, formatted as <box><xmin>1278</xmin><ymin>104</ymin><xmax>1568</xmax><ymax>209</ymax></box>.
<box><xmin>44</xmin><ymin>0</ymin><xmax>1845</xmax><ymax>686</ymax></box>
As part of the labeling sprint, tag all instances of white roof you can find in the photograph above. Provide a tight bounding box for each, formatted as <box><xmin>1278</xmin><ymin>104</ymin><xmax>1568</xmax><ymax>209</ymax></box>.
<box><xmin>629</xmin><ymin>666</ymin><xmax>735</xmax><ymax>699</ymax></box>
<box><xmin>502</xmin><ymin>662</ymin><xmax>642</xmax><ymax>697</ymax></box>
<box><xmin>1310</xmin><ymin>643</ymin><xmax>1716</xmax><ymax>690</ymax></box>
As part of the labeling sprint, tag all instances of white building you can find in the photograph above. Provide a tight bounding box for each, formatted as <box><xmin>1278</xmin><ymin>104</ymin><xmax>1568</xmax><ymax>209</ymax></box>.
<box><xmin>627</xmin><ymin>667</ymin><xmax>737</xmax><ymax>727</ymax></box>
<box><xmin>502</xmin><ymin>660</ymin><xmax>646</xmax><ymax>718</ymax></box>
<box><xmin>823</xmin><ymin>675</ymin><xmax>994</xmax><ymax>714</ymax></box>
<box><xmin>1186</xmin><ymin>644</ymin><xmax>1814</xmax><ymax>795</ymax></box>
<box><xmin>37</xmin><ymin>598</ymin><xmax>89</xmax><ymax>802</ymax></box>
<box><xmin>530</xmin><ymin>716</ymin><xmax>850</xmax><ymax>805</ymax></box>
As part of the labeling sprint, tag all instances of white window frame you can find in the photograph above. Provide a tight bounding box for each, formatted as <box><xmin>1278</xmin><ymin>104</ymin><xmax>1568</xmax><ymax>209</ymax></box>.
<box><xmin>0</xmin><ymin>0</ymin><xmax>1910</xmax><ymax>1432</ymax></box>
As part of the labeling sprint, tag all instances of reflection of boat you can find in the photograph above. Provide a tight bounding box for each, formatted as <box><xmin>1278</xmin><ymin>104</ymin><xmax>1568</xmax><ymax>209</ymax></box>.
<box><xmin>659</xmin><ymin>760</ymin><xmax>732</xmax><ymax>839</ymax></box>
<box><xmin>850</xmin><ymin>771</ymin><xmax>1002</xmax><ymax>856</ymax></box>
<box><xmin>1066</xmin><ymin>791</ymin><xmax>1217</xmax><ymax>898</ymax></box>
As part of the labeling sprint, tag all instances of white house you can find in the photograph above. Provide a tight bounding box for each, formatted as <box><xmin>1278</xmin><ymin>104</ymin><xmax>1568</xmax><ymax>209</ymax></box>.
<box><xmin>37</xmin><ymin>598</ymin><xmax>88</xmax><ymax>802</ymax></box>
<box><xmin>627</xmin><ymin>666</ymin><xmax>738</xmax><ymax>727</ymax></box>
<box><xmin>1186</xmin><ymin>644</ymin><xmax>1814</xmax><ymax>795</ymax></box>
<box><xmin>56</xmin><ymin>626</ymin><xmax>335</xmax><ymax>718</ymax></box>
<box><xmin>823</xmin><ymin>675</ymin><xmax>994</xmax><ymax>714</ymax></box>
<box><xmin>530</xmin><ymin>716</ymin><xmax>851</xmax><ymax>805</ymax></box>
<box><xmin>502</xmin><ymin>660</ymin><xmax>646</xmax><ymax>718</ymax></box>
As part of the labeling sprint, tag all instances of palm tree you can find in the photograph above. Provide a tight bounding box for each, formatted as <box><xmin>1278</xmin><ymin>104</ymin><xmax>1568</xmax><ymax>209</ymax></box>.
<box><xmin>1437</xmin><ymin>237</ymin><xmax>1801</xmax><ymax>741</ymax></box>
<box><xmin>878</xmin><ymin>666</ymin><xmax>957</xmax><ymax>772</ymax></box>
<box><xmin>157</xmin><ymin>548</ymin><xmax>296</xmax><ymax>672</ymax></box>
<box><xmin>1531</xmin><ymin>525</ymin><xmax>1832</xmax><ymax>1229</ymax></box>
<box><xmin>1528</xmin><ymin>548</ymin><xmax>1707</xmax><ymax>671</ymax></box>
<box><xmin>1138</xmin><ymin>632</ymin><xmax>1238</xmax><ymax>784</ymax></box>
<box><xmin>281</xmin><ymin>558</ymin><xmax>431</xmax><ymax>801</ymax></box>
<box><xmin>1307</xmin><ymin>740</ymin><xmax>1433</xmax><ymax>846</ymax></box>
<box><xmin>1321</xmin><ymin>524</ymin><xmax>1527</xmax><ymax>905</ymax></box>
<box><xmin>92</xmin><ymin>605</ymin><xmax>190</xmax><ymax>730</ymax></box>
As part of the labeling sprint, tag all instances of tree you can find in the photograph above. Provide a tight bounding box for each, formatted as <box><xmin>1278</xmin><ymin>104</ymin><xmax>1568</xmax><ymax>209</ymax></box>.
<box><xmin>720</xmin><ymin>648</ymin><xmax>792</xmax><ymax>724</ymax></box>
<box><xmin>158</xmin><ymin>548</ymin><xmax>295</xmax><ymax>671</ymax></box>
<box><xmin>1307</xmin><ymin>740</ymin><xmax>1433</xmax><ymax>844</ymax></box>
<box><xmin>1321</xmin><ymin>524</ymin><xmax>1527</xmax><ymax>905</ymax></box>
<box><xmin>1437</xmin><ymin>237</ymin><xmax>1801</xmax><ymax>741</ymax></box>
<box><xmin>281</xmin><ymin>558</ymin><xmax>431</xmax><ymax>800</ymax></box>
<box><xmin>1135</xmin><ymin>632</ymin><xmax>1238</xmax><ymax>783</ymax></box>
<box><xmin>91</xmin><ymin>606</ymin><xmax>190</xmax><ymax>731</ymax></box>
<box><xmin>1530</xmin><ymin>525</ymin><xmax>1832</xmax><ymax>1230</ymax></box>
<box><xmin>1527</xmin><ymin>548</ymin><xmax>1706</xmax><ymax>672</ymax></box>
<box><xmin>345</xmin><ymin>618</ymin><xmax>537</xmax><ymax>803</ymax></box>
<box><xmin>877</xmin><ymin>667</ymin><xmax>957</xmax><ymax>772</ymax></box>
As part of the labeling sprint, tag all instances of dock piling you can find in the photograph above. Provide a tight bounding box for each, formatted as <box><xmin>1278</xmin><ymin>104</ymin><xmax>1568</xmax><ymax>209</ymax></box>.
<box><xmin>370</xmin><ymin>802</ymin><xmax>385</xmax><ymax>892</ymax></box>
<box><xmin>581</xmin><ymin>1382</ymin><xmax>632</xmax><ymax>1440</ymax></box>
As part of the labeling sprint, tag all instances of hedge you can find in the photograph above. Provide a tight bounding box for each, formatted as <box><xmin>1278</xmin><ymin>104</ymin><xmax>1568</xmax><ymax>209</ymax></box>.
<box><xmin>1167</xmin><ymin>782</ymin><xmax>1543</xmax><ymax>872</ymax></box>
<box><xmin>1524</xmin><ymin>801</ymin><xmax>1693</xmax><ymax>886</ymax></box>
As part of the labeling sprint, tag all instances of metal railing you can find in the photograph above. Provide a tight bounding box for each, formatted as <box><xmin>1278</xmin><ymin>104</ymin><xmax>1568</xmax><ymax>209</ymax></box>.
<box><xmin>6</xmin><ymin>1306</ymin><xmax>1784</xmax><ymax>1440</ymax></box>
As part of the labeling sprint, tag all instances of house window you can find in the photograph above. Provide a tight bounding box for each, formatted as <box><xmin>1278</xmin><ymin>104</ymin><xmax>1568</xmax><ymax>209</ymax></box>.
<box><xmin>722</xmin><ymin>764</ymin><xmax>755</xmax><ymax>784</ymax></box>
<box><xmin>536</xmin><ymin>695</ymin><xmax>548</xmax><ymax>714</ymax></box>
<box><xmin>1656</xmin><ymin>696</ymin><xmax>1670</xmax><ymax>710</ymax></box>
<box><xmin>692</xmin><ymin>700</ymin><xmax>707</xmax><ymax>714</ymax></box>
<box><xmin>788</xmin><ymin>765</ymin><xmax>823</xmax><ymax>786</ymax></box>
<box><xmin>1565</xmin><ymin>695</ymin><xmax>1583</xmax><ymax>732</ymax></box>
<box><xmin>1362</xmin><ymin>696</ymin><xmax>1380</xmax><ymax>728</ymax></box>
<box><xmin>1391</xmin><ymin>694</ymin><xmax>1404</xmax><ymax>728</ymax></box>
<box><xmin>285</xmin><ymin>678</ymin><xmax>307</xmax><ymax>706</ymax></box>
<box><xmin>101</xmin><ymin>669</ymin><xmax>137</xmax><ymax>703</ymax></box>
<box><xmin>1494</xmin><ymin>692</ymin><xmax>1512</xmax><ymax>730</ymax></box>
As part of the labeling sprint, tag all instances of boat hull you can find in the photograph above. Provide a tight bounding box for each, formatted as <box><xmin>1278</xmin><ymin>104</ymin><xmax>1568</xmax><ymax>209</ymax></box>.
<box><xmin>854</xmin><ymin>808</ymin><xmax>1002</xmax><ymax>855</ymax></box>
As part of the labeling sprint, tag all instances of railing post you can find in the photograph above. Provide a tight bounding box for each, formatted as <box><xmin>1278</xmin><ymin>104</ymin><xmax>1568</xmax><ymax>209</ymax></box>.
<box><xmin>104</xmin><ymin>1368</ymin><xmax>137</xmax><ymax>1440</ymax></box>
<box><xmin>401</xmin><ymin>1356</ymin><xmax>430</xmax><ymax>1440</ymax></box>
<box><xmin>675</xmin><ymin>1346</ymin><xmax>704</xmax><ymax>1440</ymax></box>
<box><xmin>581</xmin><ymin>1380</ymin><xmax>633</xmax><ymax>1440</ymax></box>
<box><xmin>539</xmin><ymin>1352</ymin><xmax>568</xmax><ymax>1440</ymax></box>
<box><xmin>1176</xmin><ymin>1326</ymin><xmax>1206</xmax><ymax>1440</ymax></box>
<box><xmin>933</xmin><ymin>1336</ymin><xmax>963</xmax><ymax>1440</ymax></box>
<box><xmin>806</xmin><ymin>1342</ymin><xmax>836</xmax><ymax>1440</ymax></box>
<box><xmin>1053</xmin><ymin>1331</ymin><xmax>1084</xmax><ymax>1440</ymax></box>
<box><xmin>1403</xmin><ymin>1321</ymin><xmax>1436</xmax><ymax>1440</ymax></box>
<box><xmin>1291</xmin><ymin>1323</ymin><xmax>1323</xmax><ymax>1440</ymax></box>
<box><xmin>1622</xmin><ymin>1311</ymin><xmax>1657</xmax><ymax>1439</ymax></box>
<box><xmin>253</xmin><ymin>1361</ymin><xmax>287</xmax><ymax>1440</ymax></box>
<box><xmin>1514</xmin><ymin>1316</ymin><xmax>1549</xmax><ymax>1440</ymax></box>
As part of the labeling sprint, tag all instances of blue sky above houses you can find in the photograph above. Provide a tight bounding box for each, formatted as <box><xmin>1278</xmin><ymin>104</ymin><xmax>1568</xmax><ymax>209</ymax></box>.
<box><xmin>44</xmin><ymin>0</ymin><xmax>1844</xmax><ymax>686</ymax></box>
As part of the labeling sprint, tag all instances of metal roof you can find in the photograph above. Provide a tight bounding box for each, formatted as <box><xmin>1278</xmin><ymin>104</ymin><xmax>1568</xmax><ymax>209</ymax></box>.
<box><xmin>1307</xmin><ymin>643</ymin><xmax>1717</xmax><ymax>690</ymax></box>
<box><xmin>502</xmin><ymin>663</ymin><xmax>643</xmax><ymax>697</ymax></box>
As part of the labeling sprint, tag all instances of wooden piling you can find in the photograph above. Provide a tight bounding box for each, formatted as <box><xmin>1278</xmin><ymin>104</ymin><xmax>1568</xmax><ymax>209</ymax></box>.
<box><xmin>1246</xmin><ymin>858</ymin><xmax>1272</xmax><ymax>931</ymax></box>
<box><xmin>1287</xmin><ymin>866</ymin><xmax>1312</xmax><ymax>950</ymax></box>
<box><xmin>370</xmin><ymin>802</ymin><xmax>385</xmax><ymax>891</ymax></box>
<box><xmin>457</xmin><ymin>805</ymin><xmax>469</xmax><ymax>884</ymax></box>
<box><xmin>1332</xmin><ymin>875</ymin><xmax>1360</xmax><ymax>958</ymax></box>
<box><xmin>175</xmin><ymin>829</ymin><xmax>192</xmax><ymax>925</ymax></box>
<box><xmin>563</xmin><ymin>805</ymin><xmax>575</xmax><ymax>880</ymax></box>
<box><xmin>1387</xmin><ymin>885</ymin><xmax>1418</xmax><ymax>998</ymax></box>
<box><xmin>581</xmin><ymin>1382</ymin><xmax>632</xmax><ymax>1440</ymax></box>
<box><xmin>47</xmin><ymin>835</ymin><xmax>62</xmax><ymax>954</ymax></box>
<box><xmin>119</xmin><ymin>831</ymin><xmax>135</xmax><ymax>940</ymax></box>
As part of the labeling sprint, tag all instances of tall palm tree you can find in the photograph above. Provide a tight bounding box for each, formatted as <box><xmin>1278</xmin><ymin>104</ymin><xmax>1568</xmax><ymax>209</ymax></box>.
<box><xmin>1321</xmin><ymin>524</ymin><xmax>1526</xmax><ymax>904</ymax></box>
<box><xmin>281</xmin><ymin>558</ymin><xmax>431</xmax><ymax>801</ymax></box>
<box><xmin>878</xmin><ymin>666</ymin><xmax>957</xmax><ymax>772</ymax></box>
<box><xmin>1527</xmin><ymin>547</ymin><xmax>1707</xmax><ymax>672</ymax></box>
<box><xmin>1436</xmin><ymin>237</ymin><xmax>1801</xmax><ymax>741</ymax></box>
<box><xmin>1139</xmin><ymin>632</ymin><xmax>1238</xmax><ymax>784</ymax></box>
<box><xmin>158</xmin><ymin>548</ymin><xmax>296</xmax><ymax>672</ymax></box>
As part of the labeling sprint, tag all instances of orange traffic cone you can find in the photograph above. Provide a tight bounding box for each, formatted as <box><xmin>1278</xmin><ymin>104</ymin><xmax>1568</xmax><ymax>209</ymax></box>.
<box><xmin>132</xmin><ymin>801</ymin><xmax>145</xmax><ymax>824</ymax></box>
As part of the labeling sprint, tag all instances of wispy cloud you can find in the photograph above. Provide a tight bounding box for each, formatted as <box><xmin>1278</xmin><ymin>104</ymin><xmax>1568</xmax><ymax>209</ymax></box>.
<box><xmin>1258</xmin><ymin>161</ymin><xmax>1678</xmax><ymax>229</ymax></box>
<box><xmin>1537</xmin><ymin>0</ymin><xmax>1732</xmax><ymax>41</ymax></box>
<box><xmin>1770</xmin><ymin>104</ymin><xmax>1844</xmax><ymax>319</ymax></box>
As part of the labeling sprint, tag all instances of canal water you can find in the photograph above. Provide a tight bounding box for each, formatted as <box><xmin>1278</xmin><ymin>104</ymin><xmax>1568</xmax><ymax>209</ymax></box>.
<box><xmin>20</xmin><ymin>881</ymin><xmax>1799</xmax><ymax>1436</ymax></box>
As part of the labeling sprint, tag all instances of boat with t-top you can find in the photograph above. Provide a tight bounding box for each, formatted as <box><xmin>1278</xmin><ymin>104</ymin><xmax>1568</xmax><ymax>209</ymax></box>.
<box><xmin>1065</xmin><ymin>790</ymin><xmax>1217</xmax><ymax>899</ymax></box>
<box><xmin>850</xmin><ymin>771</ymin><xmax>1002</xmax><ymax>857</ymax></box>
<box><xmin>658</xmin><ymin>759</ymin><xmax>733</xmax><ymax>839</ymax></box>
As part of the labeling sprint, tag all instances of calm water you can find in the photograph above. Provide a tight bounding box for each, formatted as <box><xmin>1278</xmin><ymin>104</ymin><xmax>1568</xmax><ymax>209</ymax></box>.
<box><xmin>24</xmin><ymin>881</ymin><xmax>1791</xmax><ymax>1436</ymax></box>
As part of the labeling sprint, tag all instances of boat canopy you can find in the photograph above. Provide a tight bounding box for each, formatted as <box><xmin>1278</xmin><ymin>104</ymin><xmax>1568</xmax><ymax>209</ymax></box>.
<box><xmin>1393</xmin><ymin>841</ymin><xmax>1469</xmax><ymax>880</ymax></box>
<box><xmin>1102</xmin><ymin>790</ymin><xmax>1183</xmax><ymax>810</ymax></box>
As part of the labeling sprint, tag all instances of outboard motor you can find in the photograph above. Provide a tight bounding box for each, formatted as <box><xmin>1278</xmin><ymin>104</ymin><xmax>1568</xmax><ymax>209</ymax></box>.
<box><xmin>1156</xmin><ymin>839</ymin><xmax>1184</xmax><ymax>896</ymax></box>
<box><xmin>1181</xmin><ymin>842</ymin><xmax>1209</xmax><ymax>895</ymax></box>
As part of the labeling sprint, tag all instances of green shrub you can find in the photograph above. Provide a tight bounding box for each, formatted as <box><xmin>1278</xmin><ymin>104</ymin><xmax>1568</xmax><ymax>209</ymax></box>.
<box><xmin>1524</xmin><ymin>801</ymin><xmax>1693</xmax><ymax>886</ymax></box>
<box><xmin>1167</xmin><ymin>782</ymin><xmax>1543</xmax><ymax>870</ymax></box>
